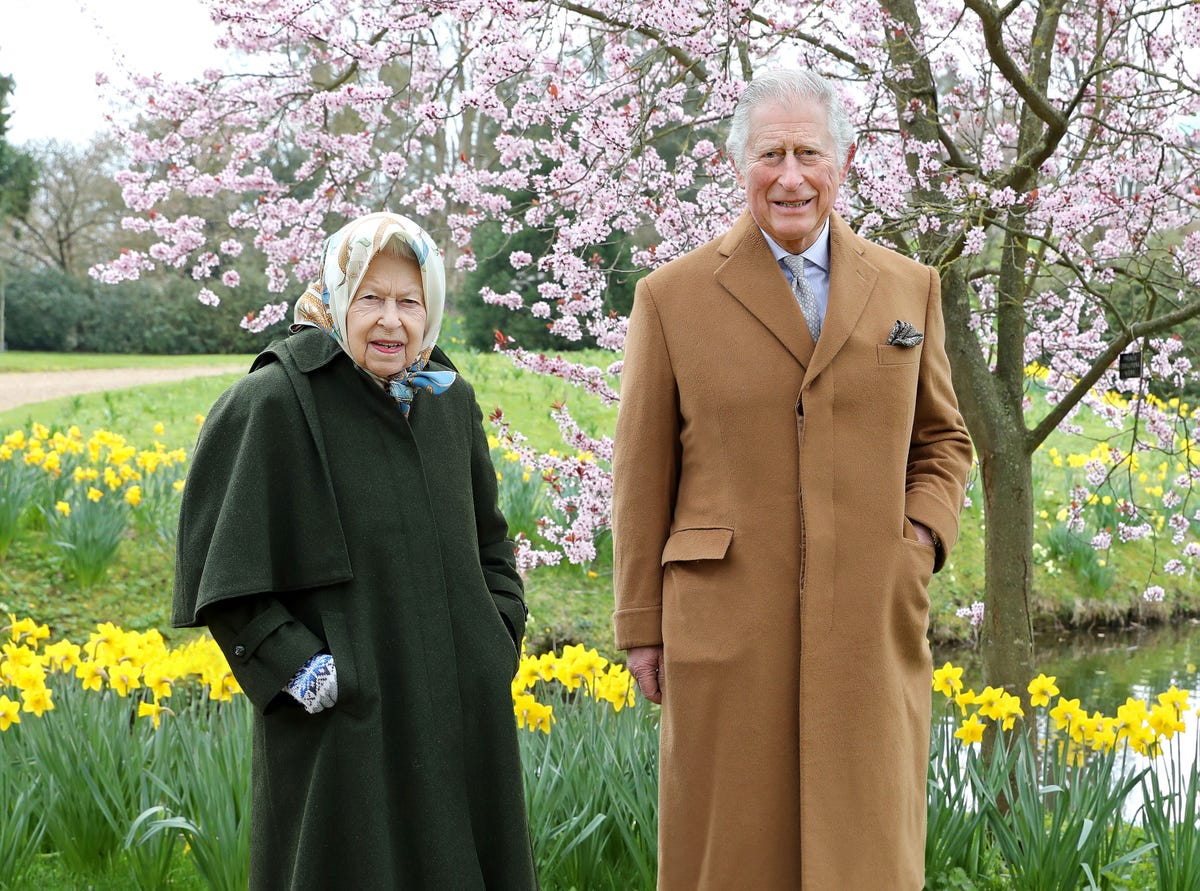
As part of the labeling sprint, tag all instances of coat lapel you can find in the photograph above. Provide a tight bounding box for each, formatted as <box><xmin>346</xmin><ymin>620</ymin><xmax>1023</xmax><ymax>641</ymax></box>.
<box><xmin>803</xmin><ymin>213</ymin><xmax>878</xmax><ymax>387</ymax></box>
<box><xmin>714</xmin><ymin>211</ymin><xmax>815</xmax><ymax>369</ymax></box>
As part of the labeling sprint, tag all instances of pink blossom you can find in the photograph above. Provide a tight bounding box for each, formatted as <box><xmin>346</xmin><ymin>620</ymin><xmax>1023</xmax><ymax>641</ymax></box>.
<box><xmin>956</xmin><ymin>601</ymin><xmax>985</xmax><ymax>627</ymax></box>
<box><xmin>240</xmin><ymin>301</ymin><xmax>289</xmax><ymax>333</ymax></box>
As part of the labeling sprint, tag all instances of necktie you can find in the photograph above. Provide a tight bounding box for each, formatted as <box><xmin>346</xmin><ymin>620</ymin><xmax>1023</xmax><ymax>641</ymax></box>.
<box><xmin>781</xmin><ymin>254</ymin><xmax>821</xmax><ymax>342</ymax></box>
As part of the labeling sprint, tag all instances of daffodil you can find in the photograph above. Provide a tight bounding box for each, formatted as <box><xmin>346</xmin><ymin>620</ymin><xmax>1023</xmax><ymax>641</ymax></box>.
<box><xmin>1148</xmin><ymin>703</ymin><xmax>1185</xmax><ymax>741</ymax></box>
<box><xmin>1157</xmin><ymin>686</ymin><xmax>1190</xmax><ymax>717</ymax></box>
<box><xmin>954</xmin><ymin>688</ymin><xmax>977</xmax><ymax>716</ymax></box>
<box><xmin>55</xmin><ymin>500</ymin><xmax>71</xmax><ymax>517</ymax></box>
<box><xmin>997</xmin><ymin>693</ymin><xmax>1025</xmax><ymax>730</ymax></box>
<box><xmin>1027</xmin><ymin>673</ymin><xmax>1059</xmax><ymax>708</ymax></box>
<box><xmin>1050</xmin><ymin>696</ymin><xmax>1082</xmax><ymax>732</ymax></box>
<box><xmin>514</xmin><ymin>656</ymin><xmax>541</xmax><ymax>691</ymax></box>
<box><xmin>513</xmin><ymin>693</ymin><xmax>554</xmax><ymax>734</ymax></box>
<box><xmin>932</xmin><ymin>662</ymin><xmax>964</xmax><ymax>698</ymax></box>
<box><xmin>0</xmin><ymin>694</ymin><xmax>20</xmax><ymax>731</ymax></box>
<box><xmin>138</xmin><ymin>699</ymin><xmax>174</xmax><ymax>730</ymax></box>
<box><xmin>43</xmin><ymin>639</ymin><xmax>82</xmax><ymax>672</ymax></box>
<box><xmin>20</xmin><ymin>686</ymin><xmax>54</xmax><ymax>717</ymax></box>
<box><xmin>76</xmin><ymin>661</ymin><xmax>106</xmax><ymax>691</ymax></box>
<box><xmin>108</xmin><ymin>663</ymin><xmax>142</xmax><ymax>697</ymax></box>
<box><xmin>975</xmin><ymin>686</ymin><xmax>1005</xmax><ymax>721</ymax></box>
<box><xmin>954</xmin><ymin>714</ymin><xmax>986</xmax><ymax>746</ymax></box>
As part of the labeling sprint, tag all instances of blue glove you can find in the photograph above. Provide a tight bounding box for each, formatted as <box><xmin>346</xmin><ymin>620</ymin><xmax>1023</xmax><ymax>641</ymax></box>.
<box><xmin>283</xmin><ymin>653</ymin><xmax>338</xmax><ymax>714</ymax></box>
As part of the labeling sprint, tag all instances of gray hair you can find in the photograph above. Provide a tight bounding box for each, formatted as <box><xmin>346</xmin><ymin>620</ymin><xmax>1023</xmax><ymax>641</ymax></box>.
<box><xmin>378</xmin><ymin>236</ymin><xmax>418</xmax><ymax>263</ymax></box>
<box><xmin>725</xmin><ymin>69</ymin><xmax>856</xmax><ymax>171</ymax></box>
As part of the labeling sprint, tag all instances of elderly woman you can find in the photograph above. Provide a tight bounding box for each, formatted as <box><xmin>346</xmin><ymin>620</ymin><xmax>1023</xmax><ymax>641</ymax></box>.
<box><xmin>173</xmin><ymin>212</ymin><xmax>538</xmax><ymax>890</ymax></box>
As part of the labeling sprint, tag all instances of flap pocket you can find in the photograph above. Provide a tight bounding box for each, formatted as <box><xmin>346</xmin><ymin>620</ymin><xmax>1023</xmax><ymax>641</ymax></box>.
<box><xmin>877</xmin><ymin>344</ymin><xmax>921</xmax><ymax>366</ymax></box>
<box><xmin>660</xmin><ymin>527</ymin><xmax>734</xmax><ymax>565</ymax></box>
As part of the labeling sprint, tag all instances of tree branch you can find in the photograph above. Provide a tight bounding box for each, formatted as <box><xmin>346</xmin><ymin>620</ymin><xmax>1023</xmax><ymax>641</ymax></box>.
<box><xmin>961</xmin><ymin>0</ymin><xmax>1065</xmax><ymax>134</ymax></box>
<box><xmin>1027</xmin><ymin>298</ymin><xmax>1200</xmax><ymax>448</ymax></box>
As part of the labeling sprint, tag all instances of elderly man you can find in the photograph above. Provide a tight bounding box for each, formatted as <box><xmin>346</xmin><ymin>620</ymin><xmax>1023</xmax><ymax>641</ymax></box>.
<box><xmin>612</xmin><ymin>69</ymin><xmax>973</xmax><ymax>889</ymax></box>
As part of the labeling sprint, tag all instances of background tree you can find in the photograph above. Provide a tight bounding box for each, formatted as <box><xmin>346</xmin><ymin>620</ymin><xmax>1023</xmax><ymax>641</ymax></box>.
<box><xmin>0</xmin><ymin>71</ymin><xmax>38</xmax><ymax>350</ymax></box>
<box><xmin>97</xmin><ymin>0</ymin><xmax>1200</xmax><ymax>695</ymax></box>
<box><xmin>5</xmin><ymin>137</ymin><xmax>129</xmax><ymax>276</ymax></box>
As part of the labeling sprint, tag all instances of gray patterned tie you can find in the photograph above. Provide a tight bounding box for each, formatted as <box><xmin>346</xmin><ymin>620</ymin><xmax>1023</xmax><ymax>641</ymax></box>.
<box><xmin>781</xmin><ymin>254</ymin><xmax>821</xmax><ymax>342</ymax></box>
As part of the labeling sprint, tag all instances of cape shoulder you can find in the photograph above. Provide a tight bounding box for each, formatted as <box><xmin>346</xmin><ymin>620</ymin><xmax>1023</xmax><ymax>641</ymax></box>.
<box><xmin>171</xmin><ymin>335</ymin><xmax>352</xmax><ymax>627</ymax></box>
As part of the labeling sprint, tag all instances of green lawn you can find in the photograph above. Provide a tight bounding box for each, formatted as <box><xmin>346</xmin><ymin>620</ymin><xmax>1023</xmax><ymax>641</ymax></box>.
<box><xmin>0</xmin><ymin>351</ymin><xmax>255</xmax><ymax>373</ymax></box>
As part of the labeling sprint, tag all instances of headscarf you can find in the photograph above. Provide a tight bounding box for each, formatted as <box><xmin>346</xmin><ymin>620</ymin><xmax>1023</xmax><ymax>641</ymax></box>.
<box><xmin>293</xmin><ymin>211</ymin><xmax>456</xmax><ymax>416</ymax></box>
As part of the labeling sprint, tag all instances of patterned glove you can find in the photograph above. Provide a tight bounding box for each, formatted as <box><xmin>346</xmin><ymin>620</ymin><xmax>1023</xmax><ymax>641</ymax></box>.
<box><xmin>283</xmin><ymin>653</ymin><xmax>338</xmax><ymax>714</ymax></box>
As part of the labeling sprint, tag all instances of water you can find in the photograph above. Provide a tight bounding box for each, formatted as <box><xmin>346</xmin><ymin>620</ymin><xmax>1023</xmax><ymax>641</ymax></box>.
<box><xmin>932</xmin><ymin>620</ymin><xmax>1200</xmax><ymax>712</ymax></box>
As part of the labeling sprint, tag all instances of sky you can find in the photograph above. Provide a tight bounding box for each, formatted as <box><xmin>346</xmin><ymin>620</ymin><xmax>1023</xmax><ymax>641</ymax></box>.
<box><xmin>2</xmin><ymin>0</ymin><xmax>225</xmax><ymax>146</ymax></box>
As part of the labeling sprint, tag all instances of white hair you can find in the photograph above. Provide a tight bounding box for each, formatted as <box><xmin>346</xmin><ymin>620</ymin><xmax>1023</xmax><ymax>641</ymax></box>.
<box><xmin>725</xmin><ymin>69</ymin><xmax>856</xmax><ymax>171</ymax></box>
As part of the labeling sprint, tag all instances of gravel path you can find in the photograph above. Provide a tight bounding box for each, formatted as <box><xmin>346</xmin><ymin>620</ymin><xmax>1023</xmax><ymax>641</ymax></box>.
<box><xmin>0</xmin><ymin>364</ymin><xmax>246</xmax><ymax>413</ymax></box>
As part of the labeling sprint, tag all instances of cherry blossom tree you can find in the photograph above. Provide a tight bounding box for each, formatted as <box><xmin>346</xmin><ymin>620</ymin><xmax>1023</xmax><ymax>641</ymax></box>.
<box><xmin>99</xmin><ymin>0</ymin><xmax>1200</xmax><ymax>695</ymax></box>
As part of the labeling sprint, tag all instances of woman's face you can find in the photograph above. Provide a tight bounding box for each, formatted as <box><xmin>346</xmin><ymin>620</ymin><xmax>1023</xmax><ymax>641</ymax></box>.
<box><xmin>346</xmin><ymin>252</ymin><xmax>427</xmax><ymax>377</ymax></box>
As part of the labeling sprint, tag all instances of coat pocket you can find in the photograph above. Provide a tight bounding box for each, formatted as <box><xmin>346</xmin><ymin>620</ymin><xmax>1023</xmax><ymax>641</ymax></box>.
<box><xmin>660</xmin><ymin>526</ymin><xmax>734</xmax><ymax>565</ymax></box>
<box><xmin>321</xmin><ymin>611</ymin><xmax>360</xmax><ymax>715</ymax></box>
<box><xmin>877</xmin><ymin>343</ymin><xmax>922</xmax><ymax>365</ymax></box>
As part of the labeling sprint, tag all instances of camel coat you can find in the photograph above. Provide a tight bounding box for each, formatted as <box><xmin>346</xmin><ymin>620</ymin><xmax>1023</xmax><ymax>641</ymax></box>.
<box><xmin>612</xmin><ymin>211</ymin><xmax>973</xmax><ymax>890</ymax></box>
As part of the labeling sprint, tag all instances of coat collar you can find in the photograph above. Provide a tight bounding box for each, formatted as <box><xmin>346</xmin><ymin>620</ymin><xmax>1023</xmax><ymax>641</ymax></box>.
<box><xmin>714</xmin><ymin>210</ymin><xmax>877</xmax><ymax>382</ymax></box>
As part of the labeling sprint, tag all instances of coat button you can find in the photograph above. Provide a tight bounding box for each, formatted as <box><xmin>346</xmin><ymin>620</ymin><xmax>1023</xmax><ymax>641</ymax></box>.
<box><xmin>234</xmin><ymin>645</ymin><xmax>246</xmax><ymax>657</ymax></box>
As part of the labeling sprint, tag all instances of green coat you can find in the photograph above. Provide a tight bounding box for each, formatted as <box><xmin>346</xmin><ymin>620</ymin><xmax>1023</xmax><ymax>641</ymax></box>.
<box><xmin>174</xmin><ymin>327</ymin><xmax>537</xmax><ymax>890</ymax></box>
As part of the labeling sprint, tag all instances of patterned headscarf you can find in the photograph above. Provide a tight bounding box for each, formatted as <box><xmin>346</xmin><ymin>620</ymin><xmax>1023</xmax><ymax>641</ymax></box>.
<box><xmin>293</xmin><ymin>211</ymin><xmax>456</xmax><ymax>415</ymax></box>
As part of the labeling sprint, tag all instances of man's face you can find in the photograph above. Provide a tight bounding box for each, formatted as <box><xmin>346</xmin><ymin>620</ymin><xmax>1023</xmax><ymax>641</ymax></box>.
<box><xmin>735</xmin><ymin>97</ymin><xmax>854</xmax><ymax>255</ymax></box>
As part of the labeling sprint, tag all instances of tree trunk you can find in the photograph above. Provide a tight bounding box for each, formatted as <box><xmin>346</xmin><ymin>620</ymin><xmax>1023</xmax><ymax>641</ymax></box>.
<box><xmin>978</xmin><ymin>444</ymin><xmax>1035</xmax><ymax>694</ymax></box>
<box><xmin>0</xmin><ymin>263</ymin><xmax>6</xmax><ymax>352</ymax></box>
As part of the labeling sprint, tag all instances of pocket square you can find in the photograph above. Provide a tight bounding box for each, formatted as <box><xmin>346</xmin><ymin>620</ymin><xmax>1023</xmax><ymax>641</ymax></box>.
<box><xmin>886</xmin><ymin>320</ymin><xmax>924</xmax><ymax>347</ymax></box>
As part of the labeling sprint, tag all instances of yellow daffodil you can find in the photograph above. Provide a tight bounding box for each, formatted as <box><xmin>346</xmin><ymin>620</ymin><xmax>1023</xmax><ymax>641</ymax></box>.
<box><xmin>86</xmin><ymin>486</ymin><xmax>104</xmax><ymax>503</ymax></box>
<box><xmin>55</xmin><ymin>500</ymin><xmax>71</xmax><ymax>517</ymax></box>
<box><xmin>954</xmin><ymin>688</ymin><xmax>977</xmax><ymax>716</ymax></box>
<box><xmin>997</xmin><ymin>693</ymin><xmax>1025</xmax><ymax>730</ymax></box>
<box><xmin>137</xmin><ymin>699</ymin><xmax>174</xmax><ymax>730</ymax></box>
<box><xmin>1148</xmin><ymin>703</ymin><xmax>1185</xmax><ymax>740</ymax></box>
<box><xmin>20</xmin><ymin>686</ymin><xmax>54</xmax><ymax>717</ymax></box>
<box><xmin>1089</xmin><ymin>717</ymin><xmax>1118</xmax><ymax>753</ymax></box>
<box><xmin>108</xmin><ymin>663</ymin><xmax>142</xmax><ymax>697</ymax></box>
<box><xmin>153</xmin><ymin>422</ymin><xmax>165</xmax><ymax>435</ymax></box>
<box><xmin>1027</xmin><ymin>673</ymin><xmax>1060</xmax><ymax>708</ymax></box>
<box><xmin>76</xmin><ymin>661</ymin><xmax>106</xmax><ymax>691</ymax></box>
<box><xmin>975</xmin><ymin>686</ymin><xmax>1005</xmax><ymax>721</ymax></box>
<box><xmin>43</xmin><ymin>640</ymin><xmax>82</xmax><ymax>672</ymax></box>
<box><xmin>0</xmin><ymin>694</ymin><xmax>20</xmax><ymax>731</ymax></box>
<box><xmin>142</xmin><ymin>663</ymin><xmax>174</xmax><ymax>700</ymax></box>
<box><xmin>1157</xmin><ymin>686</ymin><xmax>1190</xmax><ymax>716</ymax></box>
<box><xmin>514</xmin><ymin>657</ymin><xmax>541</xmax><ymax>691</ymax></box>
<box><xmin>932</xmin><ymin>662</ymin><xmax>964</xmax><ymax>698</ymax></box>
<box><xmin>513</xmin><ymin>693</ymin><xmax>555</xmax><ymax>734</ymax></box>
<box><xmin>1050</xmin><ymin>696</ymin><xmax>1082</xmax><ymax>732</ymax></box>
<box><xmin>124</xmin><ymin>485</ymin><xmax>143</xmax><ymax>507</ymax></box>
<box><xmin>954</xmin><ymin>714</ymin><xmax>986</xmax><ymax>746</ymax></box>
<box><xmin>7</xmin><ymin>616</ymin><xmax>39</xmax><ymax>643</ymax></box>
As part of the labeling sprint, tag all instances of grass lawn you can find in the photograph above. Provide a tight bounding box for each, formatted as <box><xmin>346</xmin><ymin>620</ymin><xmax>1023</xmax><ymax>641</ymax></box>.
<box><xmin>0</xmin><ymin>347</ymin><xmax>1196</xmax><ymax>660</ymax></box>
<box><xmin>0</xmin><ymin>351</ymin><xmax>255</xmax><ymax>373</ymax></box>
